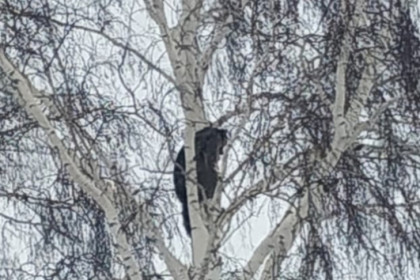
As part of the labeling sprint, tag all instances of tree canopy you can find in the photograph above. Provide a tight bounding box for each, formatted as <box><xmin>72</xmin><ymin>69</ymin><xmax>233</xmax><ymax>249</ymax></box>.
<box><xmin>1</xmin><ymin>0</ymin><xmax>420</xmax><ymax>279</ymax></box>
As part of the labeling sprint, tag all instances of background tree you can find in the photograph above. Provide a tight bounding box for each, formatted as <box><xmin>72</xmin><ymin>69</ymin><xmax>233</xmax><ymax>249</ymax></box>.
<box><xmin>1</xmin><ymin>0</ymin><xmax>420</xmax><ymax>279</ymax></box>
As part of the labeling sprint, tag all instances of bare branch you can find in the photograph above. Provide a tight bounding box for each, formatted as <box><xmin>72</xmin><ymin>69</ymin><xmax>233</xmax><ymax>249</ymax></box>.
<box><xmin>0</xmin><ymin>50</ymin><xmax>188</xmax><ymax>280</ymax></box>
<box><xmin>0</xmin><ymin>49</ymin><xmax>143</xmax><ymax>280</ymax></box>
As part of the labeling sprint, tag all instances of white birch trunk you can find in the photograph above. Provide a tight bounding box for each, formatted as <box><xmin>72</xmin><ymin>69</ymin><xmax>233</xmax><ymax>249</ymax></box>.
<box><xmin>0</xmin><ymin>49</ymin><xmax>188</xmax><ymax>280</ymax></box>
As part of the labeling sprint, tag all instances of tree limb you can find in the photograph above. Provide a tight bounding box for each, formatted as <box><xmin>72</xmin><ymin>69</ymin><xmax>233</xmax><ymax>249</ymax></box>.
<box><xmin>0</xmin><ymin>49</ymin><xmax>187</xmax><ymax>280</ymax></box>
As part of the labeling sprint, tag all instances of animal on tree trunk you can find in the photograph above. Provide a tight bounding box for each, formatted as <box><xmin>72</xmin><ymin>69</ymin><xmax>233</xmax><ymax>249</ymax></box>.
<box><xmin>173</xmin><ymin>127</ymin><xmax>228</xmax><ymax>236</ymax></box>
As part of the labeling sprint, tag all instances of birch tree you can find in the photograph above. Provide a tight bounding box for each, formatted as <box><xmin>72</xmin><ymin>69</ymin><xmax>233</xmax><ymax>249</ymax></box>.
<box><xmin>1</xmin><ymin>0</ymin><xmax>420</xmax><ymax>279</ymax></box>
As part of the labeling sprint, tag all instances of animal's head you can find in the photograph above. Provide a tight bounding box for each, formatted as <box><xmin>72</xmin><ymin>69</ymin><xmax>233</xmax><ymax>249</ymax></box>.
<box><xmin>195</xmin><ymin>127</ymin><xmax>228</xmax><ymax>156</ymax></box>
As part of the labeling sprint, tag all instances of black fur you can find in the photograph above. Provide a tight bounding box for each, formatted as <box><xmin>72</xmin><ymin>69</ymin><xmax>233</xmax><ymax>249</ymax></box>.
<box><xmin>173</xmin><ymin>127</ymin><xmax>228</xmax><ymax>236</ymax></box>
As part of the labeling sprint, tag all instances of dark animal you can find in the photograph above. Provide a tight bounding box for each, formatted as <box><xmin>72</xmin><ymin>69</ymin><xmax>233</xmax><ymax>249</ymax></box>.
<box><xmin>173</xmin><ymin>127</ymin><xmax>228</xmax><ymax>236</ymax></box>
